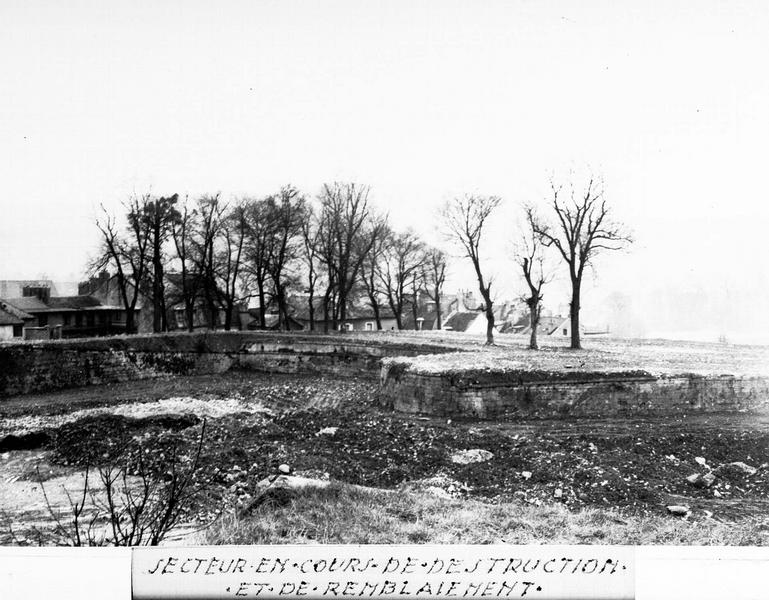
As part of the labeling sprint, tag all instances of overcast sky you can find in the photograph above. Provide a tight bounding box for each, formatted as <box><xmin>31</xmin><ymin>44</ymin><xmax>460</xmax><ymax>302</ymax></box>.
<box><xmin>1</xmin><ymin>1</ymin><xmax>768</xmax><ymax>342</ymax></box>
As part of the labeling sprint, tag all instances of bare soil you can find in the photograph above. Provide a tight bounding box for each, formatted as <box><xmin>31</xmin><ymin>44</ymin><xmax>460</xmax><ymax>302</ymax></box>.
<box><xmin>2</xmin><ymin>370</ymin><xmax>769</xmax><ymax>545</ymax></box>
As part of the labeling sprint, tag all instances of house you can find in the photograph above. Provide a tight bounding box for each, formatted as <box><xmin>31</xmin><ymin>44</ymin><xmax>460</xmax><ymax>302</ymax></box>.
<box><xmin>0</xmin><ymin>306</ymin><xmax>24</xmax><ymax>340</ymax></box>
<box><xmin>507</xmin><ymin>314</ymin><xmax>583</xmax><ymax>338</ymax></box>
<box><xmin>442</xmin><ymin>310</ymin><xmax>498</xmax><ymax>335</ymax></box>
<box><xmin>1</xmin><ymin>287</ymin><xmax>134</xmax><ymax>340</ymax></box>
<box><xmin>240</xmin><ymin>309</ymin><xmax>305</xmax><ymax>331</ymax></box>
<box><xmin>83</xmin><ymin>272</ymin><xmax>153</xmax><ymax>333</ymax></box>
<box><xmin>292</xmin><ymin>298</ymin><xmax>398</xmax><ymax>332</ymax></box>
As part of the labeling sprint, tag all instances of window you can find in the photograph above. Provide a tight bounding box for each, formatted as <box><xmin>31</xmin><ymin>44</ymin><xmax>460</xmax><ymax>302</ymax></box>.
<box><xmin>63</xmin><ymin>314</ymin><xmax>71</xmax><ymax>326</ymax></box>
<box><xmin>365</xmin><ymin>322</ymin><xmax>373</xmax><ymax>331</ymax></box>
<box><xmin>344</xmin><ymin>323</ymin><xmax>353</xmax><ymax>331</ymax></box>
<box><xmin>563</xmin><ymin>328</ymin><xmax>568</xmax><ymax>336</ymax></box>
<box><xmin>75</xmin><ymin>313</ymin><xmax>83</xmax><ymax>327</ymax></box>
<box><xmin>38</xmin><ymin>314</ymin><xmax>48</xmax><ymax>327</ymax></box>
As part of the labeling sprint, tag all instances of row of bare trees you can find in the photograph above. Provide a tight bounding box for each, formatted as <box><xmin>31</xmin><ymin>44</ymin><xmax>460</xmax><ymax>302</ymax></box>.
<box><xmin>93</xmin><ymin>176</ymin><xmax>630</xmax><ymax>347</ymax></box>
<box><xmin>441</xmin><ymin>176</ymin><xmax>631</xmax><ymax>349</ymax></box>
<box><xmin>94</xmin><ymin>183</ymin><xmax>449</xmax><ymax>334</ymax></box>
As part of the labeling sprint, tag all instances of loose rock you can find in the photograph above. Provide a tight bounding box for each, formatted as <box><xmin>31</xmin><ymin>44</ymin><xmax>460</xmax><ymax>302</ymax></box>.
<box><xmin>666</xmin><ymin>505</ymin><xmax>690</xmax><ymax>517</ymax></box>
<box><xmin>451</xmin><ymin>449</ymin><xmax>493</xmax><ymax>465</ymax></box>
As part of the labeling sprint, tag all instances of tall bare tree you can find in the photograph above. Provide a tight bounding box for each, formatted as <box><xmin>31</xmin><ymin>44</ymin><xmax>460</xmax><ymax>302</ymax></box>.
<box><xmin>170</xmin><ymin>198</ymin><xmax>200</xmax><ymax>332</ymax></box>
<box><xmin>358</xmin><ymin>221</ymin><xmax>391</xmax><ymax>330</ymax></box>
<box><xmin>191</xmin><ymin>195</ymin><xmax>226</xmax><ymax>329</ymax></box>
<box><xmin>300</xmin><ymin>206</ymin><xmax>322</xmax><ymax>331</ymax></box>
<box><xmin>218</xmin><ymin>201</ymin><xmax>249</xmax><ymax>330</ymax></box>
<box><xmin>316</xmin><ymin>182</ymin><xmax>384</xmax><ymax>331</ymax></box>
<box><xmin>442</xmin><ymin>195</ymin><xmax>501</xmax><ymax>344</ymax></box>
<box><xmin>530</xmin><ymin>176</ymin><xmax>632</xmax><ymax>349</ymax></box>
<box><xmin>517</xmin><ymin>205</ymin><xmax>554</xmax><ymax>350</ymax></box>
<box><xmin>140</xmin><ymin>194</ymin><xmax>180</xmax><ymax>333</ymax></box>
<box><xmin>422</xmin><ymin>247</ymin><xmax>448</xmax><ymax>330</ymax></box>
<box><xmin>265</xmin><ymin>186</ymin><xmax>308</xmax><ymax>330</ymax></box>
<box><xmin>94</xmin><ymin>195</ymin><xmax>152</xmax><ymax>334</ymax></box>
<box><xmin>242</xmin><ymin>197</ymin><xmax>275</xmax><ymax>329</ymax></box>
<box><xmin>379</xmin><ymin>229</ymin><xmax>425</xmax><ymax>330</ymax></box>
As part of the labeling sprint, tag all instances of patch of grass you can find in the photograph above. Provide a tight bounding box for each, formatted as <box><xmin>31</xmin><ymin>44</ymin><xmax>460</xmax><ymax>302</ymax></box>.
<box><xmin>205</xmin><ymin>483</ymin><xmax>767</xmax><ymax>546</ymax></box>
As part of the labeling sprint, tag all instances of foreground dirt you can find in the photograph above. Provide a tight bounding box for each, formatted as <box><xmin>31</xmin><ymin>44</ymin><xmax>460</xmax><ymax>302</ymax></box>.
<box><xmin>2</xmin><ymin>371</ymin><xmax>769</xmax><ymax>544</ymax></box>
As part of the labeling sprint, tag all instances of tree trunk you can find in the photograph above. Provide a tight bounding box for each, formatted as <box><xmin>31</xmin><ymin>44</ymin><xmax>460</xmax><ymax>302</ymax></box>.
<box><xmin>126</xmin><ymin>308</ymin><xmax>136</xmax><ymax>335</ymax></box>
<box><xmin>485</xmin><ymin>304</ymin><xmax>495</xmax><ymax>345</ymax></box>
<box><xmin>570</xmin><ymin>278</ymin><xmax>581</xmax><ymax>350</ymax></box>
<box><xmin>529</xmin><ymin>302</ymin><xmax>540</xmax><ymax>350</ymax></box>
<box><xmin>257</xmin><ymin>282</ymin><xmax>266</xmax><ymax>329</ymax></box>
<box><xmin>185</xmin><ymin>300</ymin><xmax>195</xmax><ymax>332</ymax></box>
<box><xmin>307</xmin><ymin>291</ymin><xmax>315</xmax><ymax>331</ymax></box>
<box><xmin>434</xmin><ymin>286</ymin><xmax>442</xmax><ymax>330</ymax></box>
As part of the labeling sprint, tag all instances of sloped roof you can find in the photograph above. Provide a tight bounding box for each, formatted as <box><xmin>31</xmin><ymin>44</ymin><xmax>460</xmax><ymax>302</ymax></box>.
<box><xmin>2</xmin><ymin>295</ymin><xmax>107</xmax><ymax>313</ymax></box>
<box><xmin>0</xmin><ymin>300</ymin><xmax>34</xmax><ymax>321</ymax></box>
<box><xmin>47</xmin><ymin>295</ymin><xmax>103</xmax><ymax>310</ymax></box>
<box><xmin>443</xmin><ymin>311</ymin><xmax>482</xmax><ymax>332</ymax></box>
<box><xmin>0</xmin><ymin>306</ymin><xmax>23</xmax><ymax>326</ymax></box>
<box><xmin>2</xmin><ymin>296</ymin><xmax>50</xmax><ymax>312</ymax></box>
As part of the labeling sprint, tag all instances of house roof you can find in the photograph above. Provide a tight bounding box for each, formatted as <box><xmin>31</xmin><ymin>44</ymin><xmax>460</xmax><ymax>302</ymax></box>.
<box><xmin>2</xmin><ymin>296</ymin><xmax>50</xmax><ymax>312</ymax></box>
<box><xmin>47</xmin><ymin>296</ymin><xmax>103</xmax><ymax>310</ymax></box>
<box><xmin>0</xmin><ymin>300</ymin><xmax>34</xmax><ymax>321</ymax></box>
<box><xmin>443</xmin><ymin>311</ymin><xmax>482</xmax><ymax>332</ymax></box>
<box><xmin>0</xmin><ymin>306</ymin><xmax>23</xmax><ymax>326</ymax></box>
<box><xmin>510</xmin><ymin>314</ymin><xmax>569</xmax><ymax>335</ymax></box>
<box><xmin>290</xmin><ymin>298</ymin><xmax>395</xmax><ymax>322</ymax></box>
<box><xmin>2</xmin><ymin>295</ymin><xmax>112</xmax><ymax>313</ymax></box>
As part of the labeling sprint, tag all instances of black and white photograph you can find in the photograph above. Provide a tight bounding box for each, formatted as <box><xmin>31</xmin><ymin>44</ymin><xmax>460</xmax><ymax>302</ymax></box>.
<box><xmin>1</xmin><ymin>1</ymin><xmax>769</xmax><ymax>598</ymax></box>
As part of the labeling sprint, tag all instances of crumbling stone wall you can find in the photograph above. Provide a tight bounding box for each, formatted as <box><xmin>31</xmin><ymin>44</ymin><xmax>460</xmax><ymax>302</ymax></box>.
<box><xmin>0</xmin><ymin>332</ymin><xmax>453</xmax><ymax>398</ymax></box>
<box><xmin>379</xmin><ymin>363</ymin><xmax>769</xmax><ymax>418</ymax></box>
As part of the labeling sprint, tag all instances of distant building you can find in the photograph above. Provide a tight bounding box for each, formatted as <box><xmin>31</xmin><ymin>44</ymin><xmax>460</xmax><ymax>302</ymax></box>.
<box><xmin>0</xmin><ymin>306</ymin><xmax>25</xmax><ymax>340</ymax></box>
<box><xmin>0</xmin><ymin>284</ymin><xmax>134</xmax><ymax>340</ymax></box>
<box><xmin>507</xmin><ymin>314</ymin><xmax>585</xmax><ymax>338</ymax></box>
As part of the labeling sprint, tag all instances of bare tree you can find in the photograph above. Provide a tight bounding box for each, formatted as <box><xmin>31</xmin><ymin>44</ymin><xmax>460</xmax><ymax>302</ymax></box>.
<box><xmin>358</xmin><ymin>221</ymin><xmax>391</xmax><ymax>330</ymax></box>
<box><xmin>517</xmin><ymin>205</ymin><xmax>554</xmax><ymax>350</ymax></box>
<box><xmin>265</xmin><ymin>186</ymin><xmax>307</xmax><ymax>330</ymax></box>
<box><xmin>218</xmin><ymin>201</ymin><xmax>249</xmax><ymax>330</ymax></box>
<box><xmin>530</xmin><ymin>176</ymin><xmax>632</xmax><ymax>349</ymax></box>
<box><xmin>191</xmin><ymin>195</ymin><xmax>226</xmax><ymax>329</ymax></box>
<box><xmin>316</xmin><ymin>182</ymin><xmax>384</xmax><ymax>331</ymax></box>
<box><xmin>140</xmin><ymin>195</ymin><xmax>180</xmax><ymax>333</ymax></box>
<box><xmin>94</xmin><ymin>195</ymin><xmax>152</xmax><ymax>334</ymax></box>
<box><xmin>170</xmin><ymin>198</ymin><xmax>200</xmax><ymax>332</ymax></box>
<box><xmin>300</xmin><ymin>206</ymin><xmax>322</xmax><ymax>331</ymax></box>
<box><xmin>379</xmin><ymin>229</ymin><xmax>425</xmax><ymax>330</ymax></box>
<box><xmin>422</xmin><ymin>247</ymin><xmax>448</xmax><ymax>330</ymax></box>
<box><xmin>442</xmin><ymin>195</ymin><xmax>502</xmax><ymax>344</ymax></box>
<box><xmin>243</xmin><ymin>197</ymin><xmax>276</xmax><ymax>329</ymax></box>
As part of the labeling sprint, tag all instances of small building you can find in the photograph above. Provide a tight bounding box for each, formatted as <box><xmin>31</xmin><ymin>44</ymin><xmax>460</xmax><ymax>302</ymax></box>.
<box><xmin>443</xmin><ymin>310</ymin><xmax>497</xmax><ymax>335</ymax></box>
<box><xmin>0</xmin><ymin>306</ymin><xmax>24</xmax><ymax>340</ymax></box>
<box><xmin>1</xmin><ymin>293</ymin><xmax>134</xmax><ymax>339</ymax></box>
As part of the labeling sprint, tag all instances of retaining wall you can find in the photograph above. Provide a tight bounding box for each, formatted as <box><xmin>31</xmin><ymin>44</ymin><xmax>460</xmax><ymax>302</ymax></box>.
<box><xmin>0</xmin><ymin>332</ymin><xmax>452</xmax><ymax>398</ymax></box>
<box><xmin>379</xmin><ymin>363</ymin><xmax>769</xmax><ymax>417</ymax></box>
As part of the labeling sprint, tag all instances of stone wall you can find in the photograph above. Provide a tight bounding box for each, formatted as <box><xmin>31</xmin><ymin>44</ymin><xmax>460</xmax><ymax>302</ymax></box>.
<box><xmin>0</xmin><ymin>332</ymin><xmax>453</xmax><ymax>398</ymax></box>
<box><xmin>379</xmin><ymin>363</ymin><xmax>769</xmax><ymax>418</ymax></box>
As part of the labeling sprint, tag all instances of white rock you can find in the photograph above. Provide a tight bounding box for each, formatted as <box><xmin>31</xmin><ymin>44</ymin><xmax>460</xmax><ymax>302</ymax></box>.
<box><xmin>666</xmin><ymin>505</ymin><xmax>690</xmax><ymax>517</ymax></box>
<box><xmin>451</xmin><ymin>449</ymin><xmax>494</xmax><ymax>465</ymax></box>
<box><xmin>278</xmin><ymin>464</ymin><xmax>291</xmax><ymax>474</ymax></box>
<box><xmin>315</xmin><ymin>427</ymin><xmax>339</xmax><ymax>437</ymax></box>
<box><xmin>554</xmin><ymin>488</ymin><xmax>563</xmax><ymax>498</ymax></box>
<box><xmin>695</xmin><ymin>457</ymin><xmax>708</xmax><ymax>467</ymax></box>
<box><xmin>521</xmin><ymin>471</ymin><xmax>533</xmax><ymax>480</ymax></box>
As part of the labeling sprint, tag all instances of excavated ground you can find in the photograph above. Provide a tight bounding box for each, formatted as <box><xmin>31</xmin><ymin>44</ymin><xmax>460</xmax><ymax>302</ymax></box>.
<box><xmin>2</xmin><ymin>371</ymin><xmax>769</xmax><ymax>545</ymax></box>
